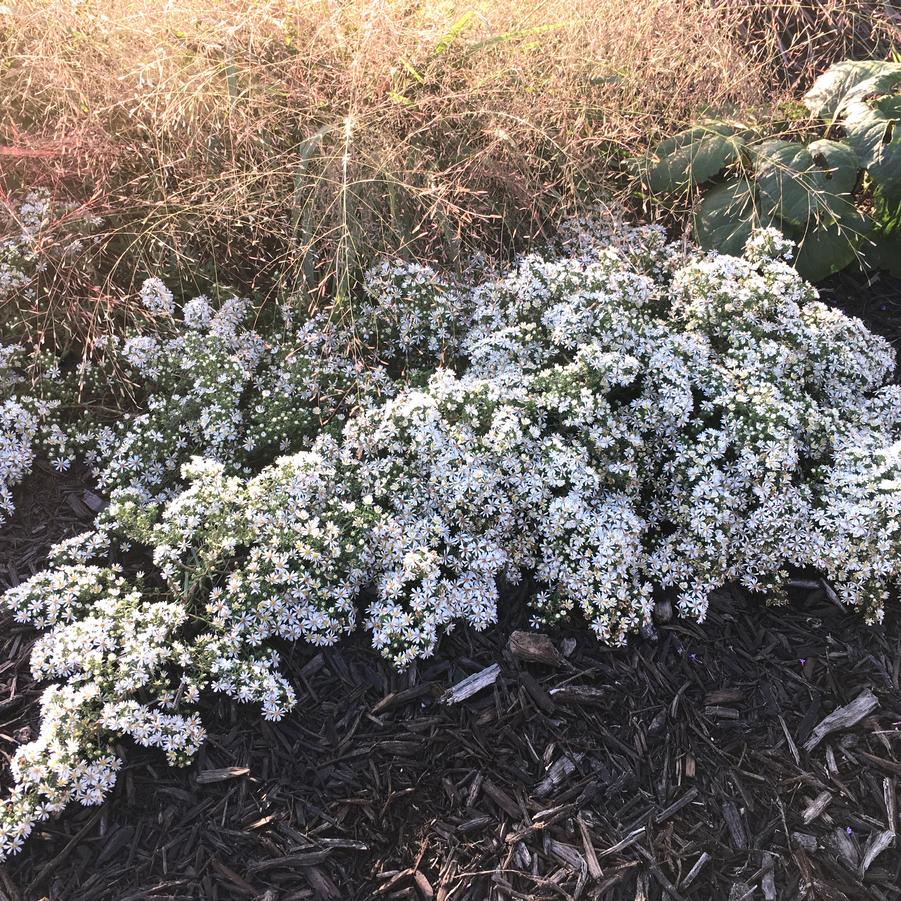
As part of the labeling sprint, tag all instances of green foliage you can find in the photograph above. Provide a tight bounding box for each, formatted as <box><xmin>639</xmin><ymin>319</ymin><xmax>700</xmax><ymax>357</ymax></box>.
<box><xmin>791</xmin><ymin>222</ymin><xmax>860</xmax><ymax>281</ymax></box>
<box><xmin>844</xmin><ymin>95</ymin><xmax>901</xmax><ymax>200</ymax></box>
<box><xmin>864</xmin><ymin>192</ymin><xmax>901</xmax><ymax>277</ymax></box>
<box><xmin>644</xmin><ymin>124</ymin><xmax>747</xmax><ymax>193</ymax></box>
<box><xmin>803</xmin><ymin>60</ymin><xmax>901</xmax><ymax>119</ymax></box>
<box><xmin>806</xmin><ymin>139</ymin><xmax>860</xmax><ymax>196</ymax></box>
<box><xmin>692</xmin><ymin>180</ymin><xmax>757</xmax><ymax>255</ymax></box>
<box><xmin>639</xmin><ymin>60</ymin><xmax>901</xmax><ymax>282</ymax></box>
<box><xmin>753</xmin><ymin>139</ymin><xmax>858</xmax><ymax>225</ymax></box>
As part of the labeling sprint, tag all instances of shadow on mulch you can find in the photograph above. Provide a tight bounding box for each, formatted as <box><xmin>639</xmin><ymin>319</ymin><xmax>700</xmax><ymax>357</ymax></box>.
<box><xmin>1</xmin><ymin>275</ymin><xmax>901</xmax><ymax>901</ymax></box>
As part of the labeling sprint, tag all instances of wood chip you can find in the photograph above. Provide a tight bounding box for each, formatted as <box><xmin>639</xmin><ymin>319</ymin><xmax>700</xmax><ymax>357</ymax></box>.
<box><xmin>778</xmin><ymin>714</ymin><xmax>800</xmax><ymax>765</ymax></box>
<box><xmin>704</xmin><ymin>705</ymin><xmax>739</xmax><ymax>719</ymax></box>
<box><xmin>513</xmin><ymin>841</ymin><xmax>531</xmax><ymax>869</ymax></box>
<box><xmin>704</xmin><ymin>688</ymin><xmax>745</xmax><ymax>705</ymax></box>
<box><xmin>885</xmin><ymin>777</ymin><xmax>896</xmax><ymax>834</ymax></box>
<box><xmin>371</xmin><ymin>682</ymin><xmax>437</xmax><ymax>714</ymax></box>
<box><xmin>597</xmin><ymin>827</ymin><xmax>645</xmax><ymax>859</ymax></box>
<box><xmin>680</xmin><ymin>852</ymin><xmax>710</xmax><ymax>890</ymax></box>
<box><xmin>507</xmin><ymin>631</ymin><xmax>562</xmax><ymax>666</ymax></box>
<box><xmin>761</xmin><ymin>851</ymin><xmax>776</xmax><ymax>901</ymax></box>
<box><xmin>802</xmin><ymin>688</ymin><xmax>878</xmax><ymax>752</ymax></box>
<box><xmin>654</xmin><ymin>787</ymin><xmax>698</xmax><ymax>824</ymax></box>
<box><xmin>547</xmin><ymin>839</ymin><xmax>586</xmax><ymax>874</ymax></box>
<box><xmin>576</xmin><ymin>815</ymin><xmax>602</xmax><ymax>879</ymax></box>
<box><xmin>548</xmin><ymin>685</ymin><xmax>607</xmax><ymax>705</ymax></box>
<box><xmin>534</xmin><ymin>753</ymin><xmax>582</xmax><ymax>799</ymax></box>
<box><xmin>859</xmin><ymin>830</ymin><xmax>894</xmax><ymax>877</ymax></box>
<box><xmin>412</xmin><ymin>869</ymin><xmax>434</xmax><ymax>900</ymax></box>
<box><xmin>249</xmin><ymin>851</ymin><xmax>332</xmax><ymax>871</ymax></box>
<box><xmin>519</xmin><ymin>670</ymin><xmax>556</xmax><ymax>714</ymax></box>
<box><xmin>829</xmin><ymin>827</ymin><xmax>858</xmax><ymax>868</ymax></box>
<box><xmin>209</xmin><ymin>858</ymin><xmax>258</xmax><ymax>895</ymax></box>
<box><xmin>195</xmin><ymin>766</ymin><xmax>250</xmax><ymax>784</ymax></box>
<box><xmin>482</xmin><ymin>779</ymin><xmax>522</xmax><ymax>820</ymax></box>
<box><xmin>857</xmin><ymin>750</ymin><xmax>901</xmax><ymax>776</ymax></box>
<box><xmin>441</xmin><ymin>664</ymin><xmax>500</xmax><ymax>704</ymax></box>
<box><xmin>801</xmin><ymin>790</ymin><xmax>832</xmax><ymax>825</ymax></box>
<box><xmin>791</xmin><ymin>831</ymin><xmax>818</xmax><ymax>852</ymax></box>
<box><xmin>81</xmin><ymin>489</ymin><xmax>107</xmax><ymax>513</ymax></box>
<box><xmin>722</xmin><ymin>801</ymin><xmax>748</xmax><ymax>851</ymax></box>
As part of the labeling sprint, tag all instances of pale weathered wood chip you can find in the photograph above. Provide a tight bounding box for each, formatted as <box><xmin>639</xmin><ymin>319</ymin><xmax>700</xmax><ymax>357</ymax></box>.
<box><xmin>195</xmin><ymin>766</ymin><xmax>250</xmax><ymax>784</ymax></box>
<box><xmin>507</xmin><ymin>630</ymin><xmax>562</xmax><ymax>666</ymax></box>
<box><xmin>859</xmin><ymin>830</ymin><xmax>894</xmax><ymax>877</ymax></box>
<box><xmin>802</xmin><ymin>688</ymin><xmax>878</xmax><ymax>752</ymax></box>
<box><xmin>440</xmin><ymin>663</ymin><xmax>500</xmax><ymax>704</ymax></box>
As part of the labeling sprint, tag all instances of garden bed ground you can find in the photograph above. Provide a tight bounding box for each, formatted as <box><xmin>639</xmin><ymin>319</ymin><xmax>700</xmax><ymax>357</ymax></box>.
<box><xmin>1</xmin><ymin>272</ymin><xmax>901</xmax><ymax>901</ymax></box>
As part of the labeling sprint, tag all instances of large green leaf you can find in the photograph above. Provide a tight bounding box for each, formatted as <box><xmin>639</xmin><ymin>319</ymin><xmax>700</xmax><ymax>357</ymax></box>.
<box><xmin>844</xmin><ymin>96</ymin><xmax>901</xmax><ymax>200</ymax></box>
<box><xmin>753</xmin><ymin>140</ymin><xmax>816</xmax><ymax>225</ymax></box>
<box><xmin>873</xmin><ymin>188</ymin><xmax>901</xmax><ymax>234</ymax></box>
<box><xmin>752</xmin><ymin>139</ymin><xmax>859</xmax><ymax>226</ymax></box>
<box><xmin>806</xmin><ymin>139</ymin><xmax>860</xmax><ymax>196</ymax></box>
<box><xmin>791</xmin><ymin>223</ymin><xmax>859</xmax><ymax>281</ymax></box>
<box><xmin>645</xmin><ymin>123</ymin><xmax>746</xmax><ymax>193</ymax></box>
<box><xmin>859</xmin><ymin>193</ymin><xmax>901</xmax><ymax>276</ymax></box>
<box><xmin>693</xmin><ymin>179</ymin><xmax>757</xmax><ymax>255</ymax></box>
<box><xmin>804</xmin><ymin>60</ymin><xmax>901</xmax><ymax>119</ymax></box>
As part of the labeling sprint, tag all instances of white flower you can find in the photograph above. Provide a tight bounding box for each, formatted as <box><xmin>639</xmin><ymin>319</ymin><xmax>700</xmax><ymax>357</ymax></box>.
<box><xmin>139</xmin><ymin>277</ymin><xmax>175</xmax><ymax>316</ymax></box>
<box><xmin>183</xmin><ymin>295</ymin><xmax>213</xmax><ymax>330</ymax></box>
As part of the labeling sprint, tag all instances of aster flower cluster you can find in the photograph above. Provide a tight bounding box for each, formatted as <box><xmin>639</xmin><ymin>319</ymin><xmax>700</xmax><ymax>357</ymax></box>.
<box><xmin>0</xmin><ymin>343</ymin><xmax>92</xmax><ymax>521</ymax></box>
<box><xmin>1</xmin><ymin>189</ymin><xmax>103</xmax><ymax>333</ymax></box>
<box><xmin>86</xmin><ymin>265</ymin><xmax>463</xmax><ymax>508</ymax></box>
<box><xmin>0</xmin><ymin>344</ymin><xmax>35</xmax><ymax>522</ymax></box>
<box><xmin>0</xmin><ymin>393</ymin><xmax>37</xmax><ymax>524</ymax></box>
<box><xmin>351</xmin><ymin>260</ymin><xmax>474</xmax><ymax>373</ymax></box>
<box><xmin>4</xmin><ymin>221</ymin><xmax>901</xmax><ymax>860</ymax></box>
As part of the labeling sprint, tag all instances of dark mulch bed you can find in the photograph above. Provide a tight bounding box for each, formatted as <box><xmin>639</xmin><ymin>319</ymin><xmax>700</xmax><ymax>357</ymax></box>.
<box><xmin>1</xmin><ymin>274</ymin><xmax>901</xmax><ymax>901</ymax></box>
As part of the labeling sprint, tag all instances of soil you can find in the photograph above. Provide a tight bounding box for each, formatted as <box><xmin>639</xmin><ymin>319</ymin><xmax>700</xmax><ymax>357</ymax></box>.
<box><xmin>1</xmin><ymin>276</ymin><xmax>900</xmax><ymax>901</ymax></box>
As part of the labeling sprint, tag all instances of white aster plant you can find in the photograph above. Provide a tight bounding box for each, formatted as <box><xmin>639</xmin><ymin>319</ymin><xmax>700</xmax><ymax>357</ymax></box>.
<box><xmin>3</xmin><ymin>221</ymin><xmax>901</xmax><ymax>859</ymax></box>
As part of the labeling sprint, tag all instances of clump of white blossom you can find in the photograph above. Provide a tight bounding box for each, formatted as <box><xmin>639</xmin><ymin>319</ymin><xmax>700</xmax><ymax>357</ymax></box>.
<box><xmin>351</xmin><ymin>260</ymin><xmax>473</xmax><ymax>372</ymax></box>
<box><xmin>0</xmin><ymin>344</ymin><xmax>33</xmax><ymax>522</ymax></box>
<box><xmin>138</xmin><ymin>277</ymin><xmax>175</xmax><ymax>317</ymax></box>
<box><xmin>0</xmin><ymin>344</ymin><xmax>89</xmax><ymax>522</ymax></box>
<box><xmin>86</xmin><ymin>285</ymin><xmax>400</xmax><ymax>508</ymax></box>
<box><xmin>1</xmin><ymin>189</ymin><xmax>103</xmax><ymax>327</ymax></box>
<box><xmin>0</xmin><ymin>394</ymin><xmax>37</xmax><ymax>524</ymax></box>
<box><xmin>4</xmin><ymin>221</ymin><xmax>901</xmax><ymax>860</ymax></box>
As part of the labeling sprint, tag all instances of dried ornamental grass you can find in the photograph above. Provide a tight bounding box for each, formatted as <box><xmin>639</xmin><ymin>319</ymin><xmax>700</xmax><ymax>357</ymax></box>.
<box><xmin>0</xmin><ymin>0</ymin><xmax>797</xmax><ymax>347</ymax></box>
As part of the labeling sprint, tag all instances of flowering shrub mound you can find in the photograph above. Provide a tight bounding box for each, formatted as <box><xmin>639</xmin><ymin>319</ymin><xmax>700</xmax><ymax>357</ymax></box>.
<box><xmin>86</xmin><ymin>261</ymin><xmax>470</xmax><ymax>506</ymax></box>
<box><xmin>2</xmin><ymin>221</ymin><xmax>901</xmax><ymax>859</ymax></box>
